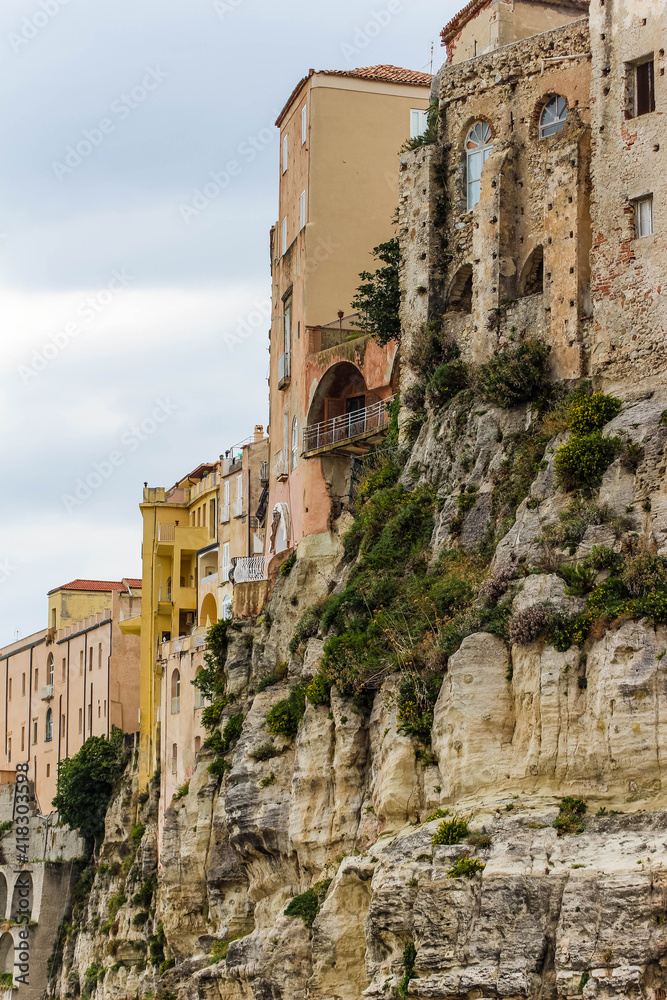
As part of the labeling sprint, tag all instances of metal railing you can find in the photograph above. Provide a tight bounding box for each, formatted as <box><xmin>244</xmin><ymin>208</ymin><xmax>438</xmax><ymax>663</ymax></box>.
<box><xmin>259</xmin><ymin>461</ymin><xmax>269</xmax><ymax>483</ymax></box>
<box><xmin>158</xmin><ymin>523</ymin><xmax>176</xmax><ymax>543</ymax></box>
<box><xmin>278</xmin><ymin>352</ymin><xmax>291</xmax><ymax>385</ymax></box>
<box><xmin>233</xmin><ymin>498</ymin><xmax>244</xmax><ymax>518</ymax></box>
<box><xmin>231</xmin><ymin>556</ymin><xmax>268</xmax><ymax>585</ymax></box>
<box><xmin>303</xmin><ymin>395</ymin><xmax>395</xmax><ymax>453</ymax></box>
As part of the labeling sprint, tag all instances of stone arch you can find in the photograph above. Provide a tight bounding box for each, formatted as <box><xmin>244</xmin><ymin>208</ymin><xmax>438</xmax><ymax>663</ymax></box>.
<box><xmin>10</xmin><ymin>872</ymin><xmax>32</xmax><ymax>921</ymax></box>
<box><xmin>0</xmin><ymin>933</ymin><xmax>12</xmax><ymax>978</ymax></box>
<box><xmin>519</xmin><ymin>246</ymin><xmax>544</xmax><ymax>297</ymax></box>
<box><xmin>200</xmin><ymin>594</ymin><xmax>217</xmax><ymax>628</ymax></box>
<box><xmin>306</xmin><ymin>361</ymin><xmax>367</xmax><ymax>429</ymax></box>
<box><xmin>447</xmin><ymin>263</ymin><xmax>473</xmax><ymax>313</ymax></box>
<box><xmin>0</xmin><ymin>874</ymin><xmax>7</xmax><ymax>920</ymax></box>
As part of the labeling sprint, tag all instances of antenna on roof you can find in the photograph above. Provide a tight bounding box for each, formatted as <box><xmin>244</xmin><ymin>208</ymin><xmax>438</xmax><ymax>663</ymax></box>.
<box><xmin>430</xmin><ymin>41</ymin><xmax>434</xmax><ymax>75</ymax></box>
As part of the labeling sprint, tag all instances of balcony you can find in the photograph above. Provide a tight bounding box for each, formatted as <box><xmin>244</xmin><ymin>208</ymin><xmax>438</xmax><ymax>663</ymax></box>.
<box><xmin>220</xmin><ymin>503</ymin><xmax>230</xmax><ymax>524</ymax></box>
<box><xmin>273</xmin><ymin>451</ymin><xmax>289</xmax><ymax>482</ymax></box>
<box><xmin>278</xmin><ymin>352</ymin><xmax>291</xmax><ymax>389</ymax></box>
<box><xmin>201</xmin><ymin>571</ymin><xmax>218</xmax><ymax>585</ymax></box>
<box><xmin>259</xmin><ymin>461</ymin><xmax>269</xmax><ymax>483</ymax></box>
<box><xmin>158</xmin><ymin>523</ymin><xmax>176</xmax><ymax>543</ymax></box>
<box><xmin>41</xmin><ymin>685</ymin><xmax>54</xmax><ymax>701</ymax></box>
<box><xmin>231</xmin><ymin>556</ymin><xmax>268</xmax><ymax>585</ymax></box>
<box><xmin>233</xmin><ymin>498</ymin><xmax>244</xmax><ymax>518</ymax></box>
<box><xmin>303</xmin><ymin>395</ymin><xmax>395</xmax><ymax>456</ymax></box>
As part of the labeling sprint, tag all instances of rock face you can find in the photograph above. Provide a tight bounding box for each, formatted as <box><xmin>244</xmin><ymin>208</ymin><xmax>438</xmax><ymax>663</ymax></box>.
<box><xmin>50</xmin><ymin>393</ymin><xmax>667</xmax><ymax>1000</ymax></box>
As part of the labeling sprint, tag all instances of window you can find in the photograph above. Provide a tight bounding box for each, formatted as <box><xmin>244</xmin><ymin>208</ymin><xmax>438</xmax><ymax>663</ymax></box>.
<box><xmin>8</xmin><ymin>679</ymin><xmax>11</xmax><ymax>702</ymax></box>
<box><xmin>284</xmin><ymin>299</ymin><xmax>292</xmax><ymax>357</ymax></box>
<box><xmin>88</xmin><ymin>703</ymin><xmax>92</xmax><ymax>731</ymax></box>
<box><xmin>51</xmin><ymin>608</ymin><xmax>56</xmax><ymax>629</ymax></box>
<box><xmin>282</xmin><ymin>134</ymin><xmax>288</xmax><ymax>173</ymax></box>
<box><xmin>282</xmin><ymin>217</ymin><xmax>287</xmax><ymax>255</ymax></box>
<box><xmin>61</xmin><ymin>658</ymin><xmax>66</xmax><ymax>683</ymax></box>
<box><xmin>221</xmin><ymin>594</ymin><xmax>232</xmax><ymax>621</ymax></box>
<box><xmin>466</xmin><ymin>122</ymin><xmax>493</xmax><ymax>211</ymax></box>
<box><xmin>171</xmin><ymin>670</ymin><xmax>181</xmax><ymax>714</ymax></box>
<box><xmin>98</xmin><ymin>644</ymin><xmax>102</xmax><ymax>669</ymax></box>
<box><xmin>79</xmin><ymin>651</ymin><xmax>83</xmax><ymax>676</ymax></box>
<box><xmin>539</xmin><ymin>95</ymin><xmax>568</xmax><ymax>138</ymax></box>
<box><xmin>410</xmin><ymin>108</ymin><xmax>428</xmax><ymax>139</ymax></box>
<box><xmin>195</xmin><ymin>736</ymin><xmax>201</xmax><ymax>754</ymax></box>
<box><xmin>34</xmin><ymin>670</ymin><xmax>38</xmax><ymax>692</ymax></box>
<box><xmin>78</xmin><ymin>708</ymin><xmax>82</xmax><ymax>733</ymax></box>
<box><xmin>32</xmin><ymin>719</ymin><xmax>37</xmax><ymax>745</ymax></box>
<box><xmin>47</xmin><ymin>654</ymin><xmax>54</xmax><ymax>686</ymax></box>
<box><xmin>635</xmin><ymin>195</ymin><xmax>654</xmax><ymax>237</ymax></box>
<box><xmin>20</xmin><ymin>727</ymin><xmax>25</xmax><ymax>752</ymax></box>
<box><xmin>222</xmin><ymin>542</ymin><xmax>230</xmax><ymax>582</ymax></box>
<box><xmin>291</xmin><ymin>417</ymin><xmax>298</xmax><ymax>470</ymax></box>
<box><xmin>301</xmin><ymin>104</ymin><xmax>307</xmax><ymax>144</ymax></box>
<box><xmin>46</xmin><ymin>763</ymin><xmax>50</xmax><ymax>778</ymax></box>
<box><xmin>61</xmin><ymin>714</ymin><xmax>65</xmax><ymax>735</ymax></box>
<box><xmin>21</xmin><ymin>673</ymin><xmax>25</xmax><ymax>697</ymax></box>
<box><xmin>103</xmin><ymin>700</ymin><xmax>106</xmax><ymax>717</ymax></box>
<box><xmin>7</xmin><ymin>738</ymin><xmax>11</xmax><ymax>763</ymax></box>
<box><xmin>300</xmin><ymin>190</ymin><xmax>306</xmax><ymax>231</ymax></box>
<box><xmin>633</xmin><ymin>59</ymin><xmax>655</xmax><ymax>117</ymax></box>
<box><xmin>45</xmin><ymin>709</ymin><xmax>53</xmax><ymax>743</ymax></box>
<box><xmin>171</xmin><ymin>743</ymin><xmax>178</xmax><ymax>774</ymax></box>
<box><xmin>89</xmin><ymin>647</ymin><xmax>93</xmax><ymax>672</ymax></box>
<box><xmin>98</xmin><ymin>701</ymin><xmax>101</xmax><ymax>719</ymax></box>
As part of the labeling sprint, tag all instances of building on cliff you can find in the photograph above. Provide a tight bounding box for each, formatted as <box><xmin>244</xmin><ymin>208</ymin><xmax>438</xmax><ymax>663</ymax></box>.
<box><xmin>265</xmin><ymin>65</ymin><xmax>431</xmax><ymax>559</ymax></box>
<box><xmin>135</xmin><ymin>429</ymin><xmax>268</xmax><ymax>788</ymax></box>
<box><xmin>398</xmin><ymin>0</ymin><xmax>666</xmax><ymax>404</ymax></box>
<box><xmin>0</xmin><ymin>579</ymin><xmax>141</xmax><ymax>810</ymax></box>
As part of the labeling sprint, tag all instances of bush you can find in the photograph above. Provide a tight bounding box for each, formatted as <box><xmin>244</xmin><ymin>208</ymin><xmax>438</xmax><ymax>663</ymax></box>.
<box><xmin>553</xmin><ymin>796</ymin><xmax>587</xmax><ymax>836</ymax></box>
<box><xmin>432</xmin><ymin>816</ymin><xmax>469</xmax><ymax>845</ymax></box>
<box><xmin>209</xmin><ymin>936</ymin><xmax>243</xmax><ymax>963</ymax></box>
<box><xmin>284</xmin><ymin>879</ymin><xmax>332</xmax><ymax>929</ymax></box>
<box><xmin>305</xmin><ymin>673</ymin><xmax>332</xmax><ymax>706</ymax></box>
<box><xmin>560</xmin><ymin>564</ymin><xmax>598</xmax><ymax>596</ymax></box>
<box><xmin>280</xmin><ymin>552</ymin><xmax>297</xmax><ymax>577</ymax></box>
<box><xmin>397</xmin><ymin>941</ymin><xmax>417</xmax><ymax>999</ymax></box>
<box><xmin>427</xmin><ymin>359</ymin><xmax>468</xmax><ymax>407</ymax></box>
<box><xmin>554</xmin><ymin>432</ymin><xmax>621</xmax><ymax>492</ymax></box>
<box><xmin>207</xmin><ymin>758</ymin><xmax>231</xmax><ymax>779</ymax></box>
<box><xmin>397</xmin><ymin>675</ymin><xmax>443</xmax><ymax>744</ymax></box>
<box><xmin>132</xmin><ymin>911</ymin><xmax>149</xmax><ymax>926</ymax></box>
<box><xmin>256</xmin><ymin>661</ymin><xmax>288</xmax><ymax>692</ymax></box>
<box><xmin>173</xmin><ymin>781</ymin><xmax>189</xmax><ymax>801</ymax></box>
<box><xmin>52</xmin><ymin>731</ymin><xmax>127</xmax><ymax>848</ymax></box>
<box><xmin>130</xmin><ymin>823</ymin><xmax>145</xmax><ymax>845</ymax></box>
<box><xmin>351</xmin><ymin>237</ymin><xmax>400</xmax><ymax>346</ymax></box>
<box><xmin>622</xmin><ymin>553</ymin><xmax>667</xmax><ymax>598</ymax></box>
<box><xmin>446</xmin><ymin>857</ymin><xmax>486</xmax><ymax>879</ymax></box>
<box><xmin>200</xmin><ymin>700</ymin><xmax>226</xmax><ymax>731</ymax></box>
<box><xmin>567</xmin><ymin>392</ymin><xmax>622</xmax><ymax>434</ymax></box>
<box><xmin>249</xmin><ymin>743</ymin><xmax>283</xmax><ymax>762</ymax></box>
<box><xmin>84</xmin><ymin>961</ymin><xmax>104</xmax><ymax>996</ymax></box>
<box><xmin>159</xmin><ymin>958</ymin><xmax>175</xmax><ymax>975</ymax></box>
<box><xmin>289</xmin><ymin>602</ymin><xmax>325</xmax><ymax>654</ymax></box>
<box><xmin>508</xmin><ymin>605</ymin><xmax>553</xmax><ymax>645</ymax></box>
<box><xmin>467</xmin><ymin>832</ymin><xmax>492</xmax><ymax>849</ymax></box>
<box><xmin>266</xmin><ymin>686</ymin><xmax>306</xmax><ymax>739</ymax></box>
<box><xmin>478</xmin><ymin>340</ymin><xmax>551</xmax><ymax>408</ymax></box>
<box><xmin>107</xmin><ymin>893</ymin><xmax>127</xmax><ymax>922</ymax></box>
<box><xmin>132</xmin><ymin>874</ymin><xmax>157</xmax><ymax>909</ymax></box>
<box><xmin>481</xmin><ymin>568</ymin><xmax>515</xmax><ymax>606</ymax></box>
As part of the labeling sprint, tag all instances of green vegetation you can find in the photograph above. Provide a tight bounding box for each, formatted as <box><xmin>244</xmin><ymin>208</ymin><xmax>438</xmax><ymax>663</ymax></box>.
<box><xmin>305</xmin><ymin>673</ymin><xmax>332</xmax><ymax>706</ymax></box>
<box><xmin>567</xmin><ymin>392</ymin><xmax>622</xmax><ymax>434</ymax></box>
<box><xmin>132</xmin><ymin>874</ymin><xmax>157</xmax><ymax>909</ymax></box>
<box><xmin>266</xmin><ymin>686</ymin><xmax>306</xmax><ymax>739</ymax></box>
<box><xmin>289</xmin><ymin>602</ymin><xmax>327</xmax><ymax>654</ymax></box>
<box><xmin>0</xmin><ymin>973</ymin><xmax>13</xmax><ymax>988</ymax></box>
<box><xmin>192</xmin><ymin>619</ymin><xmax>230</xmax><ymax>703</ymax></box>
<box><xmin>404</xmin><ymin>98</ymin><xmax>439</xmax><ymax>149</ymax></box>
<box><xmin>554</xmin><ymin>432</ymin><xmax>621</xmax><ymax>492</ymax></box>
<box><xmin>159</xmin><ymin>958</ymin><xmax>175</xmax><ymax>975</ymax></box>
<box><xmin>427</xmin><ymin>359</ymin><xmax>468</xmax><ymax>408</ymax></box>
<box><xmin>0</xmin><ymin>820</ymin><xmax>12</xmax><ymax>833</ymax></box>
<box><xmin>52</xmin><ymin>730</ymin><xmax>127</xmax><ymax>849</ymax></box>
<box><xmin>259</xmin><ymin>773</ymin><xmax>276</xmax><ymax>788</ymax></box>
<box><xmin>249</xmin><ymin>743</ymin><xmax>284</xmax><ymax>762</ymax></box>
<box><xmin>148</xmin><ymin>924</ymin><xmax>166</xmax><ymax>968</ymax></box>
<box><xmin>351</xmin><ymin>236</ymin><xmax>400</xmax><ymax>346</ymax></box>
<box><xmin>446</xmin><ymin>857</ymin><xmax>486</xmax><ymax>879</ymax></box>
<box><xmin>432</xmin><ymin>816</ymin><xmax>469</xmax><ymax>846</ymax></box>
<box><xmin>397</xmin><ymin>941</ymin><xmax>417</xmax><ymax>999</ymax></box>
<box><xmin>209</xmin><ymin>936</ymin><xmax>243</xmax><ymax>963</ymax></box>
<box><xmin>107</xmin><ymin>892</ymin><xmax>127</xmax><ymax>922</ymax></box>
<box><xmin>173</xmin><ymin>781</ymin><xmax>189</xmax><ymax>801</ymax></box>
<box><xmin>554</xmin><ymin>797</ymin><xmax>587</xmax><ymax>836</ymax></box>
<box><xmin>256</xmin><ymin>661</ymin><xmax>288</xmax><ymax>692</ymax></box>
<box><xmin>578</xmin><ymin>971</ymin><xmax>590</xmax><ymax>993</ymax></box>
<box><xmin>478</xmin><ymin>340</ymin><xmax>551</xmax><ymax>408</ymax></box>
<box><xmin>83</xmin><ymin>961</ymin><xmax>104</xmax><ymax>999</ymax></box>
<box><xmin>130</xmin><ymin>823</ymin><xmax>145</xmax><ymax>845</ymax></box>
<box><xmin>284</xmin><ymin>879</ymin><xmax>332</xmax><ymax>929</ymax></box>
<box><xmin>467</xmin><ymin>832</ymin><xmax>492</xmax><ymax>849</ymax></box>
<box><xmin>280</xmin><ymin>552</ymin><xmax>297</xmax><ymax>577</ymax></box>
<box><xmin>132</xmin><ymin>911</ymin><xmax>150</xmax><ymax>926</ymax></box>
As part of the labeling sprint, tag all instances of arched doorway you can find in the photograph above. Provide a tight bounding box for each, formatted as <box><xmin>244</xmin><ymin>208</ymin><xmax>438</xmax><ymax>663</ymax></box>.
<box><xmin>306</xmin><ymin>360</ymin><xmax>367</xmax><ymax>429</ymax></box>
<box><xmin>0</xmin><ymin>932</ymin><xmax>13</xmax><ymax>983</ymax></box>
<box><xmin>10</xmin><ymin>873</ymin><xmax>32</xmax><ymax>921</ymax></box>
<box><xmin>200</xmin><ymin>593</ymin><xmax>217</xmax><ymax>628</ymax></box>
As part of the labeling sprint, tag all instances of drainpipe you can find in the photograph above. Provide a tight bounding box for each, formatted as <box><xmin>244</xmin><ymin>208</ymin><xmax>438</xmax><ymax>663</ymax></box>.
<box><xmin>27</xmin><ymin>648</ymin><xmax>33</xmax><ymax>766</ymax></box>
<box><xmin>65</xmin><ymin>639</ymin><xmax>70</xmax><ymax>759</ymax></box>
<box><xmin>82</xmin><ymin>634</ymin><xmax>87</xmax><ymax>748</ymax></box>
<box><xmin>107</xmin><ymin>618</ymin><xmax>112</xmax><ymax>739</ymax></box>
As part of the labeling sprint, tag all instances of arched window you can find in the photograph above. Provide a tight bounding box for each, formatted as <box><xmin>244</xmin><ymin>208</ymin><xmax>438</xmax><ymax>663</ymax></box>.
<box><xmin>0</xmin><ymin>933</ymin><xmax>13</xmax><ymax>979</ymax></box>
<box><xmin>520</xmin><ymin>246</ymin><xmax>544</xmax><ymax>297</ymax></box>
<box><xmin>291</xmin><ymin>417</ymin><xmax>298</xmax><ymax>470</ymax></box>
<box><xmin>45</xmin><ymin>709</ymin><xmax>53</xmax><ymax>743</ymax></box>
<box><xmin>539</xmin><ymin>96</ymin><xmax>567</xmax><ymax>138</ymax></box>
<box><xmin>194</xmin><ymin>736</ymin><xmax>201</xmax><ymax>754</ymax></box>
<box><xmin>448</xmin><ymin>263</ymin><xmax>473</xmax><ymax>313</ymax></box>
<box><xmin>171</xmin><ymin>670</ymin><xmax>180</xmax><ymax>714</ymax></box>
<box><xmin>466</xmin><ymin>122</ymin><xmax>493</xmax><ymax>211</ymax></box>
<box><xmin>221</xmin><ymin>595</ymin><xmax>232</xmax><ymax>621</ymax></box>
<box><xmin>47</xmin><ymin>654</ymin><xmax>54</xmax><ymax>686</ymax></box>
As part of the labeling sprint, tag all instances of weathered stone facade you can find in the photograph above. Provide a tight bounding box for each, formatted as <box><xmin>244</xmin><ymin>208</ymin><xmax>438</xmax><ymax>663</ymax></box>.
<box><xmin>400</xmin><ymin>0</ymin><xmax>666</xmax><ymax>395</ymax></box>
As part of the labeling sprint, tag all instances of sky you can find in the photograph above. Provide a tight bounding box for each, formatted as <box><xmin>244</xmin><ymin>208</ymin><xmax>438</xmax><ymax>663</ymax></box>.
<box><xmin>0</xmin><ymin>0</ymin><xmax>459</xmax><ymax>645</ymax></box>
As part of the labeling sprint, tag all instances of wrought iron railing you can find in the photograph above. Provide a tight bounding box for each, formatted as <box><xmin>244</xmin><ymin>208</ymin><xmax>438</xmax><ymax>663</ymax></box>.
<box><xmin>230</xmin><ymin>556</ymin><xmax>268</xmax><ymax>585</ymax></box>
<box><xmin>303</xmin><ymin>395</ymin><xmax>395</xmax><ymax>453</ymax></box>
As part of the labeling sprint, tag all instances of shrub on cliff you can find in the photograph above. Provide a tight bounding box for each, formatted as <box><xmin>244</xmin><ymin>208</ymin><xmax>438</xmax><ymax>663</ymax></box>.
<box><xmin>193</xmin><ymin>619</ymin><xmax>230</xmax><ymax>702</ymax></box>
<box><xmin>432</xmin><ymin>816</ymin><xmax>469</xmax><ymax>845</ymax></box>
<box><xmin>508</xmin><ymin>605</ymin><xmax>553</xmax><ymax>645</ymax></box>
<box><xmin>553</xmin><ymin>796</ymin><xmax>587</xmax><ymax>836</ymax></box>
<box><xmin>554</xmin><ymin>432</ymin><xmax>621</xmax><ymax>491</ymax></box>
<box><xmin>427</xmin><ymin>359</ymin><xmax>469</xmax><ymax>407</ymax></box>
<box><xmin>478</xmin><ymin>339</ymin><xmax>551</xmax><ymax>408</ymax></box>
<box><xmin>52</xmin><ymin>731</ymin><xmax>127</xmax><ymax>849</ymax></box>
<box><xmin>284</xmin><ymin>878</ymin><xmax>332</xmax><ymax>928</ymax></box>
<box><xmin>266</xmin><ymin>686</ymin><xmax>306</xmax><ymax>740</ymax></box>
<box><xmin>567</xmin><ymin>392</ymin><xmax>622</xmax><ymax>434</ymax></box>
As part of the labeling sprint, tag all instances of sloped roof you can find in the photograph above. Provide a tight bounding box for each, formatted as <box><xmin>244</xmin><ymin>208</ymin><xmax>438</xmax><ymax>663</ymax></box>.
<box><xmin>442</xmin><ymin>0</ymin><xmax>589</xmax><ymax>45</ymax></box>
<box><xmin>276</xmin><ymin>65</ymin><xmax>432</xmax><ymax>126</ymax></box>
<box><xmin>48</xmin><ymin>579</ymin><xmax>141</xmax><ymax>595</ymax></box>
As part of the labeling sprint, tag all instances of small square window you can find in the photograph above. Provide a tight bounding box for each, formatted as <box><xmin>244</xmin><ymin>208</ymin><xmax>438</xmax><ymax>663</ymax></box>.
<box><xmin>635</xmin><ymin>195</ymin><xmax>654</xmax><ymax>237</ymax></box>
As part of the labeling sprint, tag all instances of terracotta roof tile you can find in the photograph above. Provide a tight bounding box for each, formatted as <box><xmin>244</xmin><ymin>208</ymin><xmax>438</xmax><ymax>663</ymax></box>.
<box><xmin>48</xmin><ymin>579</ymin><xmax>140</xmax><ymax>595</ymax></box>
<box><xmin>442</xmin><ymin>0</ymin><xmax>589</xmax><ymax>45</ymax></box>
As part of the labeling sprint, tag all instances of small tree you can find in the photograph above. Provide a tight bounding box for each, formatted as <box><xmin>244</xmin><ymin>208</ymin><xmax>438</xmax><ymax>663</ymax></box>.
<box><xmin>351</xmin><ymin>237</ymin><xmax>401</xmax><ymax>346</ymax></box>
<box><xmin>52</xmin><ymin>732</ymin><xmax>126</xmax><ymax>850</ymax></box>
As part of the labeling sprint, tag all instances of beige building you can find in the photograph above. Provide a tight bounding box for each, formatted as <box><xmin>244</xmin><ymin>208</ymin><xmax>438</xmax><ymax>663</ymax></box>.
<box><xmin>267</xmin><ymin>65</ymin><xmax>431</xmax><ymax>558</ymax></box>
<box><xmin>0</xmin><ymin>579</ymin><xmax>141</xmax><ymax>810</ymax></box>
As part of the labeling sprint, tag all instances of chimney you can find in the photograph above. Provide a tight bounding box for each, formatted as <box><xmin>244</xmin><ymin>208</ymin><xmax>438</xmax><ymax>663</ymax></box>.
<box><xmin>254</xmin><ymin>424</ymin><xmax>264</xmax><ymax>442</ymax></box>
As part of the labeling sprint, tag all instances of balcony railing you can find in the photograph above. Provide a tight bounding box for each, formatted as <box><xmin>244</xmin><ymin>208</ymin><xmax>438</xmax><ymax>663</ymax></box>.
<box><xmin>220</xmin><ymin>503</ymin><xmax>230</xmax><ymax>523</ymax></box>
<box><xmin>259</xmin><ymin>461</ymin><xmax>269</xmax><ymax>483</ymax></box>
<box><xmin>233</xmin><ymin>498</ymin><xmax>244</xmax><ymax>518</ymax></box>
<box><xmin>230</xmin><ymin>556</ymin><xmax>268</xmax><ymax>585</ymax></box>
<box><xmin>158</xmin><ymin>523</ymin><xmax>176</xmax><ymax>543</ymax></box>
<box><xmin>200</xmin><ymin>571</ymin><xmax>218</xmax><ymax>585</ymax></box>
<box><xmin>273</xmin><ymin>451</ymin><xmax>288</xmax><ymax>481</ymax></box>
<box><xmin>41</xmin><ymin>685</ymin><xmax>54</xmax><ymax>701</ymax></box>
<box><xmin>303</xmin><ymin>395</ymin><xmax>395</xmax><ymax>454</ymax></box>
<box><xmin>278</xmin><ymin>352</ymin><xmax>291</xmax><ymax>388</ymax></box>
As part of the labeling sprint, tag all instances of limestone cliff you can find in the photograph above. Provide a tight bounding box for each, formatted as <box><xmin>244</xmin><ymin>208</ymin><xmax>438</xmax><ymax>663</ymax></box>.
<box><xmin>52</xmin><ymin>386</ymin><xmax>667</xmax><ymax>1000</ymax></box>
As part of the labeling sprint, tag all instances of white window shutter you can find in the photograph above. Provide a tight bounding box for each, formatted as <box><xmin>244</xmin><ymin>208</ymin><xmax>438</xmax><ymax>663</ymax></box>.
<box><xmin>302</xmin><ymin>105</ymin><xmax>307</xmax><ymax>144</ymax></box>
<box><xmin>300</xmin><ymin>191</ymin><xmax>306</xmax><ymax>230</ymax></box>
<box><xmin>282</xmin><ymin>134</ymin><xmax>288</xmax><ymax>173</ymax></box>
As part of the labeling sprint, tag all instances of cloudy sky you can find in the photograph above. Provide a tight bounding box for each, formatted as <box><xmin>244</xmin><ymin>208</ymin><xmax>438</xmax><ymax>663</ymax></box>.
<box><xmin>0</xmin><ymin>0</ymin><xmax>457</xmax><ymax>644</ymax></box>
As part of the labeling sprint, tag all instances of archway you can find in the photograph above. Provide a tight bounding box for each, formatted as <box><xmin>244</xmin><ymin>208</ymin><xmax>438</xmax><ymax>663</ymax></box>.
<box><xmin>10</xmin><ymin>873</ymin><xmax>32</xmax><ymax>921</ymax></box>
<box><xmin>0</xmin><ymin>932</ymin><xmax>13</xmax><ymax>981</ymax></box>
<box><xmin>306</xmin><ymin>361</ymin><xmax>367</xmax><ymax>429</ymax></box>
<box><xmin>519</xmin><ymin>246</ymin><xmax>544</xmax><ymax>296</ymax></box>
<box><xmin>0</xmin><ymin>874</ymin><xmax>7</xmax><ymax>921</ymax></box>
<box><xmin>200</xmin><ymin>594</ymin><xmax>217</xmax><ymax>628</ymax></box>
<box><xmin>448</xmin><ymin>263</ymin><xmax>473</xmax><ymax>313</ymax></box>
